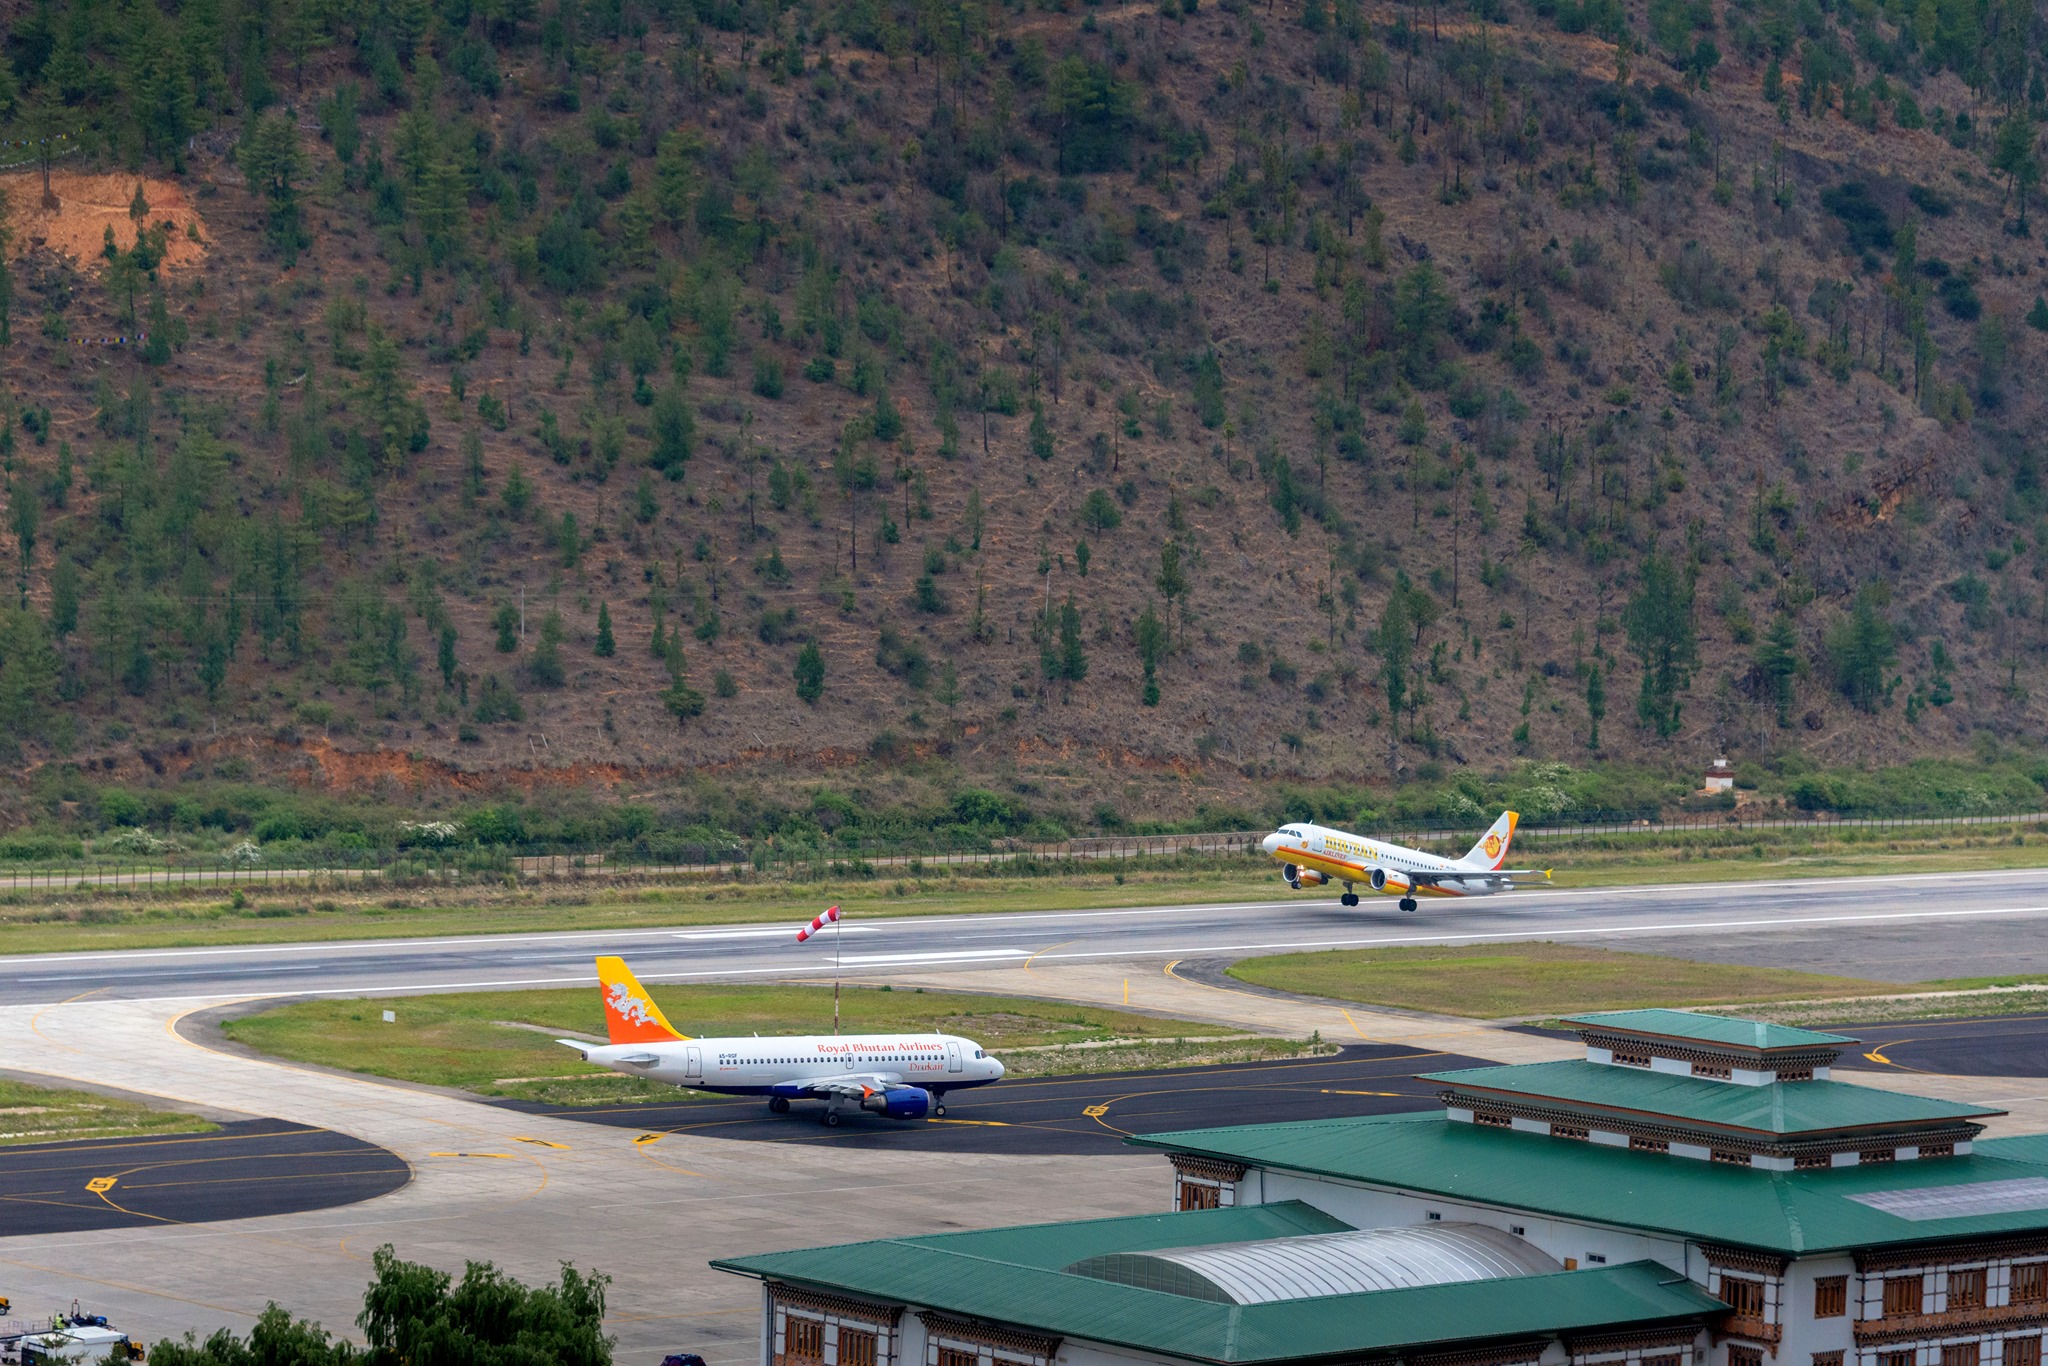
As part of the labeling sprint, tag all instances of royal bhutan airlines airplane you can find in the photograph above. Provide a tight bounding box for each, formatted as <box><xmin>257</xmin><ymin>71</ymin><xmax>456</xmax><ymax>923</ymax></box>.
<box><xmin>560</xmin><ymin>957</ymin><xmax>1005</xmax><ymax>1126</ymax></box>
<box><xmin>1259</xmin><ymin>810</ymin><xmax>1551</xmax><ymax>910</ymax></box>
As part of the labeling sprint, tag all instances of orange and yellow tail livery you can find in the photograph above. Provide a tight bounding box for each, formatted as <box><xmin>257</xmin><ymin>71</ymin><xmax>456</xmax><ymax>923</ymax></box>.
<box><xmin>595</xmin><ymin>955</ymin><xmax>687</xmax><ymax>1043</ymax></box>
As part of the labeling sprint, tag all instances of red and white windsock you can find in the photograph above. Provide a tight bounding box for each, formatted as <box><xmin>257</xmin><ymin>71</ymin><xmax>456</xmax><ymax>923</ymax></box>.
<box><xmin>795</xmin><ymin>905</ymin><xmax>841</xmax><ymax>943</ymax></box>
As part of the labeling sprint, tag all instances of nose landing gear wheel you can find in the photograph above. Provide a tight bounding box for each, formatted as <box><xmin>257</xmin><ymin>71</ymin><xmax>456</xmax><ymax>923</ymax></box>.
<box><xmin>1399</xmin><ymin>897</ymin><xmax>1418</xmax><ymax>912</ymax></box>
<box><xmin>821</xmin><ymin>1110</ymin><xmax>841</xmax><ymax>1127</ymax></box>
<box><xmin>934</xmin><ymin>1102</ymin><xmax>947</xmax><ymax>1116</ymax></box>
<box><xmin>1340</xmin><ymin>892</ymin><xmax>1359</xmax><ymax>907</ymax></box>
<box><xmin>769</xmin><ymin>1096</ymin><xmax>790</xmax><ymax>1114</ymax></box>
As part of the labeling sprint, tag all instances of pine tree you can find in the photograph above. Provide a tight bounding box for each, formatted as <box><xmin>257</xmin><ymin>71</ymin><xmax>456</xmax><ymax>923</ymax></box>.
<box><xmin>1585</xmin><ymin>665</ymin><xmax>1605</xmax><ymax>749</ymax></box>
<box><xmin>1622</xmin><ymin>548</ymin><xmax>1698</xmax><ymax>737</ymax></box>
<box><xmin>594</xmin><ymin>603</ymin><xmax>615</xmax><ymax>657</ymax></box>
<box><xmin>529</xmin><ymin>612</ymin><xmax>566</xmax><ymax>687</ymax></box>
<box><xmin>1754</xmin><ymin>613</ymin><xmax>1801</xmax><ymax>725</ymax></box>
<box><xmin>437</xmin><ymin>624</ymin><xmax>458</xmax><ymax>687</ymax></box>
<box><xmin>794</xmin><ymin>641</ymin><xmax>825</xmax><ymax>703</ymax></box>
<box><xmin>238</xmin><ymin>112</ymin><xmax>311</xmax><ymax>263</ymax></box>
<box><xmin>493</xmin><ymin>602</ymin><xmax>519</xmax><ymax>652</ymax></box>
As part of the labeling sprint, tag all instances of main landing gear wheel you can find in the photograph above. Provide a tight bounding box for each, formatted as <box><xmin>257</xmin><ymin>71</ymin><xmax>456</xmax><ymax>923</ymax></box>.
<box><xmin>821</xmin><ymin>1110</ymin><xmax>842</xmax><ymax>1127</ymax></box>
<box><xmin>769</xmin><ymin>1096</ymin><xmax>790</xmax><ymax>1114</ymax></box>
<box><xmin>1399</xmin><ymin>897</ymin><xmax>1418</xmax><ymax>912</ymax></box>
<box><xmin>1340</xmin><ymin>892</ymin><xmax>1359</xmax><ymax>907</ymax></box>
<box><xmin>934</xmin><ymin>1102</ymin><xmax>948</xmax><ymax>1116</ymax></box>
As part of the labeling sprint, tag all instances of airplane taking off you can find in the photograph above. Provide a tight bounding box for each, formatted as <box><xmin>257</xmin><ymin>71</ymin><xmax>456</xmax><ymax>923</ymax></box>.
<box><xmin>1260</xmin><ymin>810</ymin><xmax>1551</xmax><ymax>910</ymax></box>
<box><xmin>558</xmin><ymin>956</ymin><xmax>1006</xmax><ymax>1125</ymax></box>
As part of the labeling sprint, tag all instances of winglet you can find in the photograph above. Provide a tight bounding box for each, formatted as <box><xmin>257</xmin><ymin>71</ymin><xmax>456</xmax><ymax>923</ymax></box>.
<box><xmin>594</xmin><ymin>956</ymin><xmax>687</xmax><ymax>1044</ymax></box>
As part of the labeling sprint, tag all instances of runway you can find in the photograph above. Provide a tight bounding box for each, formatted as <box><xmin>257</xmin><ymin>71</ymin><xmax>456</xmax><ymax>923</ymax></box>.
<box><xmin>12</xmin><ymin>866</ymin><xmax>2048</xmax><ymax>1007</ymax></box>
<box><xmin>495</xmin><ymin>1044</ymin><xmax>1472</xmax><ymax>1156</ymax></box>
<box><xmin>0</xmin><ymin>1118</ymin><xmax>410</xmax><ymax>1236</ymax></box>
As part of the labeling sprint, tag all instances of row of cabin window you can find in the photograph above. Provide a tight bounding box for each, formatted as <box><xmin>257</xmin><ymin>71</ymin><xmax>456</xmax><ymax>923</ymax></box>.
<box><xmin>784</xmin><ymin>1319</ymin><xmax>878</xmax><ymax>1366</ymax></box>
<box><xmin>1721</xmin><ymin>1266</ymin><xmax>2048</xmax><ymax>1322</ymax></box>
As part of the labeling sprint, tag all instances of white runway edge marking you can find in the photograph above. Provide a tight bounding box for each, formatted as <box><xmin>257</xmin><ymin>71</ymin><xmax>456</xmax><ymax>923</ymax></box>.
<box><xmin>12</xmin><ymin>864</ymin><xmax>2048</xmax><ymax>970</ymax></box>
<box><xmin>22</xmin><ymin>900</ymin><xmax>2048</xmax><ymax>1008</ymax></box>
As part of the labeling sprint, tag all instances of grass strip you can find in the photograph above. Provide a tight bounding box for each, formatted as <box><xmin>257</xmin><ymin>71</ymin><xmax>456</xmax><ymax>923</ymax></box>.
<box><xmin>222</xmin><ymin>983</ymin><xmax>1257</xmax><ymax>1104</ymax></box>
<box><xmin>1226</xmin><ymin>941</ymin><xmax>1895</xmax><ymax>1019</ymax></box>
<box><xmin>0</xmin><ymin>1078</ymin><xmax>217</xmax><ymax>1146</ymax></box>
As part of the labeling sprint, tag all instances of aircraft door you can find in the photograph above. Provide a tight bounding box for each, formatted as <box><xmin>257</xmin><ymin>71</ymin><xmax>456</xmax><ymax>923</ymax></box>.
<box><xmin>684</xmin><ymin>1045</ymin><xmax>702</xmax><ymax>1080</ymax></box>
<box><xmin>1310</xmin><ymin>831</ymin><xmax>1326</xmax><ymax>853</ymax></box>
<box><xmin>946</xmin><ymin>1041</ymin><xmax>964</xmax><ymax>1073</ymax></box>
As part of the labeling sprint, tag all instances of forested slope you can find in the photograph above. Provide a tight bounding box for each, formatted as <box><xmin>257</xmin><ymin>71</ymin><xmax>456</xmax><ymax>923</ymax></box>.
<box><xmin>1</xmin><ymin>0</ymin><xmax>2047</xmax><ymax>829</ymax></box>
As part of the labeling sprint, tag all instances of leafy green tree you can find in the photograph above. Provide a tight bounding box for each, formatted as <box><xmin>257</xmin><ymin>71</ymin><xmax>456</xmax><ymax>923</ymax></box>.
<box><xmin>794</xmin><ymin>641</ymin><xmax>825</xmax><ymax>703</ymax></box>
<box><xmin>1991</xmin><ymin>113</ymin><xmax>2041</xmax><ymax>234</ymax></box>
<box><xmin>1377</xmin><ymin>590</ymin><xmax>1412</xmax><ymax>746</ymax></box>
<box><xmin>660</xmin><ymin>637</ymin><xmax>704</xmax><ymax>721</ymax></box>
<box><xmin>1044</xmin><ymin>57</ymin><xmax>1134</xmax><ymax>173</ymax></box>
<box><xmin>147</xmin><ymin>1305</ymin><xmax>358</xmax><ymax>1366</ymax></box>
<box><xmin>1585</xmin><ymin>664</ymin><xmax>1605</xmax><ymax>749</ymax></box>
<box><xmin>493</xmin><ymin>602</ymin><xmax>519</xmax><ymax>652</ymax></box>
<box><xmin>594</xmin><ymin>603</ymin><xmax>615</xmax><ymax>657</ymax></box>
<box><xmin>0</xmin><ymin>609</ymin><xmax>61</xmax><ymax>752</ymax></box>
<box><xmin>1621</xmin><ymin>549</ymin><xmax>1697</xmax><ymax>737</ymax></box>
<box><xmin>1051</xmin><ymin>596</ymin><xmax>1087</xmax><ymax>695</ymax></box>
<box><xmin>0</xmin><ymin>188</ymin><xmax>11</xmax><ymax>347</ymax></box>
<box><xmin>437</xmin><ymin>624</ymin><xmax>458</xmax><ymax>686</ymax></box>
<box><xmin>1028</xmin><ymin>402</ymin><xmax>1054</xmax><ymax>460</ymax></box>
<box><xmin>1155</xmin><ymin>541</ymin><xmax>1189</xmax><ymax>641</ymax></box>
<box><xmin>1393</xmin><ymin>263</ymin><xmax>1454</xmax><ymax>386</ymax></box>
<box><xmin>9</xmin><ymin>480</ymin><xmax>37</xmax><ymax>605</ymax></box>
<box><xmin>1755</xmin><ymin>612</ymin><xmax>1802</xmax><ymax>725</ymax></box>
<box><xmin>529</xmin><ymin>611</ymin><xmax>566</xmax><ymax>687</ymax></box>
<box><xmin>1080</xmin><ymin>489</ymin><xmax>1122</xmax><ymax>532</ymax></box>
<box><xmin>361</xmin><ymin>331</ymin><xmax>430</xmax><ymax>468</ymax></box>
<box><xmin>356</xmin><ymin>1245</ymin><xmax>611</xmax><ymax>1366</ymax></box>
<box><xmin>1135</xmin><ymin>600</ymin><xmax>1166</xmax><ymax>706</ymax></box>
<box><xmin>239</xmin><ymin>113</ymin><xmax>311</xmax><ymax>263</ymax></box>
<box><xmin>650</xmin><ymin>386</ymin><xmax>695</xmax><ymax>477</ymax></box>
<box><xmin>1826</xmin><ymin>589</ymin><xmax>1896</xmax><ymax>711</ymax></box>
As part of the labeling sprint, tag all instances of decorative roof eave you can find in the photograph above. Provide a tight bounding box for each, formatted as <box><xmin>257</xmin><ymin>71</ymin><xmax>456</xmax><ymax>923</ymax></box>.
<box><xmin>1851</xmin><ymin>1303</ymin><xmax>2048</xmax><ymax>1345</ymax></box>
<box><xmin>768</xmin><ymin>1281</ymin><xmax>909</xmax><ymax>1325</ymax></box>
<box><xmin>1438</xmin><ymin>1086</ymin><xmax>1992</xmax><ymax>1146</ymax></box>
<box><xmin>1576</xmin><ymin>1032</ymin><xmax>1844</xmax><ymax>1071</ymax></box>
<box><xmin>917</xmin><ymin>1311</ymin><xmax>1063</xmax><ymax>1360</ymax></box>
<box><xmin>1855</xmin><ymin>1230</ymin><xmax>2048</xmax><ymax>1273</ymax></box>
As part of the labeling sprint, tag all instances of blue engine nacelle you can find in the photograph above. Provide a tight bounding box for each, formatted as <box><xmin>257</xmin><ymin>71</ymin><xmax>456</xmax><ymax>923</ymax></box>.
<box><xmin>860</xmin><ymin>1087</ymin><xmax>932</xmax><ymax>1120</ymax></box>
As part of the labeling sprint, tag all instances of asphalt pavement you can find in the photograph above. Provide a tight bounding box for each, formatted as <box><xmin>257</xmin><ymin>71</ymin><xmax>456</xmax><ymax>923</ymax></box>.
<box><xmin>495</xmin><ymin>1043</ymin><xmax>1474</xmax><ymax>1155</ymax></box>
<box><xmin>0</xmin><ymin>1118</ymin><xmax>409</xmax><ymax>1236</ymax></box>
<box><xmin>1833</xmin><ymin>1012</ymin><xmax>2048</xmax><ymax>1078</ymax></box>
<box><xmin>14</xmin><ymin>866</ymin><xmax>2048</xmax><ymax>1007</ymax></box>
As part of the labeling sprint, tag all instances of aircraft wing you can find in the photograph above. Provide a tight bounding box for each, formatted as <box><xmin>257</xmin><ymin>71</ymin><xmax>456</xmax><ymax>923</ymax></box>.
<box><xmin>794</xmin><ymin>1072</ymin><xmax>904</xmax><ymax>1098</ymax></box>
<box><xmin>1409</xmin><ymin>868</ymin><xmax>1550</xmax><ymax>887</ymax></box>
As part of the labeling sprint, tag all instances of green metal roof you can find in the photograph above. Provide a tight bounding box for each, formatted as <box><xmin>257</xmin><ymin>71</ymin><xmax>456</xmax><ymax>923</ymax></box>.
<box><xmin>1421</xmin><ymin>1060</ymin><xmax>2000</xmax><ymax>1136</ymax></box>
<box><xmin>711</xmin><ymin>1202</ymin><xmax>1726</xmax><ymax>1364</ymax></box>
<box><xmin>1129</xmin><ymin>1113</ymin><xmax>2048</xmax><ymax>1255</ymax></box>
<box><xmin>1565</xmin><ymin>1009</ymin><xmax>1857</xmax><ymax>1052</ymax></box>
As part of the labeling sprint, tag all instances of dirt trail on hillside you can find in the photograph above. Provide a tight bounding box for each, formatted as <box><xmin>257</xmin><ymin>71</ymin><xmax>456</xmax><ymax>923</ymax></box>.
<box><xmin>1</xmin><ymin>171</ymin><xmax>209</xmax><ymax>275</ymax></box>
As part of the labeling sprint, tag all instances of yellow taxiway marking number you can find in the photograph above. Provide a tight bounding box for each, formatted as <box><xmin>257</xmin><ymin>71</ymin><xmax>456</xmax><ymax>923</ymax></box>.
<box><xmin>927</xmin><ymin>1118</ymin><xmax>1010</xmax><ymax>1127</ymax></box>
<box><xmin>513</xmin><ymin>1136</ymin><xmax>568</xmax><ymax>1148</ymax></box>
<box><xmin>633</xmin><ymin>1133</ymin><xmax>664</xmax><ymax>1145</ymax></box>
<box><xmin>1082</xmin><ymin>1104</ymin><xmax>1111</xmax><ymax>1118</ymax></box>
<box><xmin>86</xmin><ymin>1176</ymin><xmax>119</xmax><ymax>1193</ymax></box>
<box><xmin>427</xmin><ymin>1151</ymin><xmax>516</xmax><ymax>1160</ymax></box>
<box><xmin>1321</xmin><ymin>1089</ymin><xmax>1404</xmax><ymax>1097</ymax></box>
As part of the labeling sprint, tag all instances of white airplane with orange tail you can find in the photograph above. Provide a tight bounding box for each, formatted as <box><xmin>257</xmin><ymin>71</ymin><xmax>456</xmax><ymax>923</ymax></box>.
<box><xmin>557</xmin><ymin>957</ymin><xmax>1006</xmax><ymax>1125</ymax></box>
<box><xmin>1259</xmin><ymin>810</ymin><xmax>1552</xmax><ymax>910</ymax></box>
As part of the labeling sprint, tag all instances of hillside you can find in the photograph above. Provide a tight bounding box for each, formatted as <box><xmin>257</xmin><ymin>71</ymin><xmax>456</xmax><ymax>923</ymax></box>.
<box><xmin>1</xmin><ymin>0</ymin><xmax>2046</xmax><ymax>832</ymax></box>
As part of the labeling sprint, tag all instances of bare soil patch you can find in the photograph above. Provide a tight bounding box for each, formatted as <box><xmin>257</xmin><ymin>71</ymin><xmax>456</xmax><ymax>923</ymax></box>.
<box><xmin>1</xmin><ymin>171</ymin><xmax>209</xmax><ymax>275</ymax></box>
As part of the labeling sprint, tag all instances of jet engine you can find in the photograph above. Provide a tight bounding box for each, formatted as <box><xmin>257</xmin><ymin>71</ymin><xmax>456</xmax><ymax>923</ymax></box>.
<box><xmin>860</xmin><ymin>1087</ymin><xmax>932</xmax><ymax>1120</ymax></box>
<box><xmin>1369</xmin><ymin>867</ymin><xmax>1413</xmax><ymax>896</ymax></box>
<box><xmin>1281</xmin><ymin>864</ymin><xmax>1329</xmax><ymax>888</ymax></box>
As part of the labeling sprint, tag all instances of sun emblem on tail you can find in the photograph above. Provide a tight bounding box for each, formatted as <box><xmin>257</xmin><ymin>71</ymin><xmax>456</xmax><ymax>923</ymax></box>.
<box><xmin>1483</xmin><ymin>833</ymin><xmax>1503</xmax><ymax>859</ymax></box>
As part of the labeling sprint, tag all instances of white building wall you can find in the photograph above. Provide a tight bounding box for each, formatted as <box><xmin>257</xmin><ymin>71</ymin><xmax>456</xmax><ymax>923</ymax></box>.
<box><xmin>1778</xmin><ymin>1254</ymin><xmax>1857</xmax><ymax>1365</ymax></box>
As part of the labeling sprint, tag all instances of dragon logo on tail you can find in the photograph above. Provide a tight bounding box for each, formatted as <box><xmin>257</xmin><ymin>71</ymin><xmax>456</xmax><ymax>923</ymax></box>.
<box><xmin>606</xmin><ymin>981</ymin><xmax>660</xmax><ymax>1029</ymax></box>
<box><xmin>1483</xmin><ymin>833</ymin><xmax>1503</xmax><ymax>860</ymax></box>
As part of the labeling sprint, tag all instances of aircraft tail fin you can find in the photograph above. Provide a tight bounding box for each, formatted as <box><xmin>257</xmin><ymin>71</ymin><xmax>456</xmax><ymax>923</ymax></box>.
<box><xmin>1462</xmin><ymin>811</ymin><xmax>1519</xmax><ymax>870</ymax></box>
<box><xmin>594</xmin><ymin>955</ymin><xmax>687</xmax><ymax>1044</ymax></box>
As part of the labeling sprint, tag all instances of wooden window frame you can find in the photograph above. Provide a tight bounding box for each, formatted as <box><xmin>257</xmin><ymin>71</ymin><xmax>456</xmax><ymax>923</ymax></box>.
<box><xmin>2005</xmin><ymin>1336</ymin><xmax>2043</xmax><ymax>1366</ymax></box>
<box><xmin>1948</xmin><ymin>1269</ymin><xmax>1986</xmax><ymax>1311</ymax></box>
<box><xmin>1728</xmin><ymin>1345</ymin><xmax>1764</xmax><ymax>1366</ymax></box>
<box><xmin>1877</xmin><ymin>1352</ymin><xmax>1915</xmax><ymax>1366</ymax></box>
<box><xmin>788</xmin><ymin>1318</ymin><xmax>826</xmax><ymax>1365</ymax></box>
<box><xmin>935</xmin><ymin>1349</ymin><xmax>977</xmax><ymax>1366</ymax></box>
<box><xmin>839</xmin><ymin>1330</ymin><xmax>878</xmax><ymax>1366</ymax></box>
<box><xmin>1884</xmin><ymin>1275</ymin><xmax>1925</xmax><ymax>1319</ymax></box>
<box><xmin>2013</xmin><ymin>1265</ymin><xmax>2048</xmax><ymax>1306</ymax></box>
<box><xmin>1939</xmin><ymin>1343</ymin><xmax>1978</xmax><ymax>1366</ymax></box>
<box><xmin>1631</xmin><ymin>1135</ymin><xmax>1670</xmax><ymax>1154</ymax></box>
<box><xmin>1720</xmin><ymin>1277</ymin><xmax>1766</xmax><ymax>1319</ymax></box>
<box><xmin>1178</xmin><ymin>1181</ymin><xmax>1222</xmax><ymax>1212</ymax></box>
<box><xmin>1815</xmin><ymin>1276</ymin><xmax>1848</xmax><ymax>1319</ymax></box>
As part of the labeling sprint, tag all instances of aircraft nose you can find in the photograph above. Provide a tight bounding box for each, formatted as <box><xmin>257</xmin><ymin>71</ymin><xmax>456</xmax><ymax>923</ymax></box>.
<box><xmin>1260</xmin><ymin>832</ymin><xmax>1281</xmax><ymax>855</ymax></box>
<box><xmin>991</xmin><ymin>1058</ymin><xmax>1005</xmax><ymax>1079</ymax></box>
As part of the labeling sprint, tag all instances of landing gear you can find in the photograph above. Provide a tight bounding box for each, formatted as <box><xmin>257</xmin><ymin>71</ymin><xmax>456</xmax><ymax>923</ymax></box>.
<box><xmin>1399</xmin><ymin>897</ymin><xmax>1418</xmax><ymax>912</ymax></box>
<box><xmin>1339</xmin><ymin>887</ymin><xmax>1360</xmax><ymax>907</ymax></box>
<box><xmin>934</xmin><ymin>1103</ymin><xmax>948</xmax><ymax>1117</ymax></box>
<box><xmin>821</xmin><ymin>1110</ymin><xmax>842</xmax><ymax>1127</ymax></box>
<box><xmin>933</xmin><ymin>1092</ymin><xmax>948</xmax><ymax>1117</ymax></box>
<box><xmin>769</xmin><ymin>1096</ymin><xmax>790</xmax><ymax>1114</ymax></box>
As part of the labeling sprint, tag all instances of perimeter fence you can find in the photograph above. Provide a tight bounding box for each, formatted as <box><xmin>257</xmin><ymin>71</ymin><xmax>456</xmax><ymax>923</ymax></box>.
<box><xmin>1</xmin><ymin>806</ymin><xmax>2043</xmax><ymax>894</ymax></box>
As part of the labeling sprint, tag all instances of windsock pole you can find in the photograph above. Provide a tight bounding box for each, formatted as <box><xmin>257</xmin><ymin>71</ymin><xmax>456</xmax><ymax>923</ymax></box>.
<box><xmin>834</xmin><ymin>906</ymin><xmax>842</xmax><ymax>1036</ymax></box>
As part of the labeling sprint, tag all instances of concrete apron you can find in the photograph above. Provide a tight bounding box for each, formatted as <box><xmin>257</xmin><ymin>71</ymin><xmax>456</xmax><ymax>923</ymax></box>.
<box><xmin>0</xmin><ymin>996</ymin><xmax>1161</xmax><ymax>1361</ymax></box>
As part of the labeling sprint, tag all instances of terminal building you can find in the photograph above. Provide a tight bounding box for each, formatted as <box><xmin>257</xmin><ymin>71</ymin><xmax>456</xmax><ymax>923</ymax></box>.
<box><xmin>716</xmin><ymin>1011</ymin><xmax>2048</xmax><ymax>1366</ymax></box>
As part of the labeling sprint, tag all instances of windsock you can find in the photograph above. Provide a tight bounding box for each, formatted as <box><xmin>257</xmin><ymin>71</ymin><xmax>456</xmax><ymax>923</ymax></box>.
<box><xmin>795</xmin><ymin>905</ymin><xmax>841</xmax><ymax>943</ymax></box>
